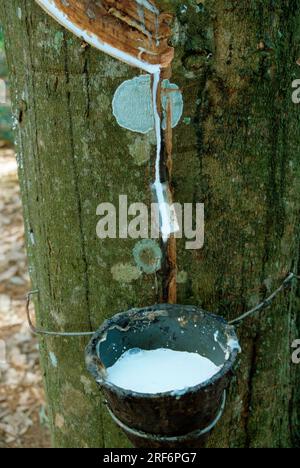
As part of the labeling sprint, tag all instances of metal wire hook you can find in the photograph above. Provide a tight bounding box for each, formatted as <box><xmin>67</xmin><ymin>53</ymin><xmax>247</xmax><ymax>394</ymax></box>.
<box><xmin>229</xmin><ymin>272</ymin><xmax>300</xmax><ymax>326</ymax></box>
<box><xmin>26</xmin><ymin>290</ymin><xmax>95</xmax><ymax>337</ymax></box>
<box><xmin>105</xmin><ymin>390</ymin><xmax>227</xmax><ymax>442</ymax></box>
<box><xmin>25</xmin><ymin>272</ymin><xmax>300</xmax><ymax>336</ymax></box>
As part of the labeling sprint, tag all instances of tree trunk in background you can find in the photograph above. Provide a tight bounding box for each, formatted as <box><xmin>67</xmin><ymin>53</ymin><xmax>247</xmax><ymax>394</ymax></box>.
<box><xmin>1</xmin><ymin>0</ymin><xmax>300</xmax><ymax>448</ymax></box>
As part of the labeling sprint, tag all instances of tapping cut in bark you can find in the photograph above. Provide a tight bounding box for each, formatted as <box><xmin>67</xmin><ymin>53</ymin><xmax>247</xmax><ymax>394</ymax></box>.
<box><xmin>35</xmin><ymin>0</ymin><xmax>174</xmax><ymax>72</ymax></box>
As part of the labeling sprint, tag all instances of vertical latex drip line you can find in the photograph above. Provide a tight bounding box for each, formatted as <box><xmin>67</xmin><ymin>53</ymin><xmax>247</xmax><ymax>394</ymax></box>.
<box><xmin>152</xmin><ymin>71</ymin><xmax>162</xmax><ymax>186</ymax></box>
<box><xmin>152</xmin><ymin>70</ymin><xmax>172</xmax><ymax>243</ymax></box>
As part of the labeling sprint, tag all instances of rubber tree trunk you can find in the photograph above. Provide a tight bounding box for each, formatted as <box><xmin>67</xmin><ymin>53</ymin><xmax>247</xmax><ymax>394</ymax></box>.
<box><xmin>1</xmin><ymin>0</ymin><xmax>300</xmax><ymax>448</ymax></box>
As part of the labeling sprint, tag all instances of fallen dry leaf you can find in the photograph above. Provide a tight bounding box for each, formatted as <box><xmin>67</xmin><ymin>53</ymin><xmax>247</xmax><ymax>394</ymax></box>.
<box><xmin>0</xmin><ymin>149</ymin><xmax>50</xmax><ymax>448</ymax></box>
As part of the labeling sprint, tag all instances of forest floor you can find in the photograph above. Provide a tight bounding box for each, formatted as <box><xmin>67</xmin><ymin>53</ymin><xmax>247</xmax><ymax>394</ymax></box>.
<box><xmin>0</xmin><ymin>147</ymin><xmax>50</xmax><ymax>448</ymax></box>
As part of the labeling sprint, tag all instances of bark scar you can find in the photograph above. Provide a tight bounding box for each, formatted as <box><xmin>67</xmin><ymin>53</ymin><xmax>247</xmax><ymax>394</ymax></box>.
<box><xmin>161</xmin><ymin>66</ymin><xmax>177</xmax><ymax>304</ymax></box>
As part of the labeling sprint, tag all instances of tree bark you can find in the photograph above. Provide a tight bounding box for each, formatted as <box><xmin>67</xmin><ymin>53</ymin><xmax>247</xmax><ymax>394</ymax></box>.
<box><xmin>1</xmin><ymin>0</ymin><xmax>300</xmax><ymax>448</ymax></box>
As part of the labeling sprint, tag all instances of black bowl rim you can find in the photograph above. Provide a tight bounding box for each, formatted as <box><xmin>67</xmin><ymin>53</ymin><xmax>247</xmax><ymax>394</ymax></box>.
<box><xmin>85</xmin><ymin>304</ymin><xmax>240</xmax><ymax>400</ymax></box>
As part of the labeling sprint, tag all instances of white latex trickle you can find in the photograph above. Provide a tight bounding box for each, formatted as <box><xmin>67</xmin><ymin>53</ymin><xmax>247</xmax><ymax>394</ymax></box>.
<box><xmin>152</xmin><ymin>71</ymin><xmax>178</xmax><ymax>242</ymax></box>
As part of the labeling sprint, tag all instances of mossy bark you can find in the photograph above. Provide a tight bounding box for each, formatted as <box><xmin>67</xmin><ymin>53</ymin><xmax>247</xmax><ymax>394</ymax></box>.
<box><xmin>1</xmin><ymin>0</ymin><xmax>300</xmax><ymax>448</ymax></box>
